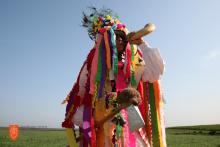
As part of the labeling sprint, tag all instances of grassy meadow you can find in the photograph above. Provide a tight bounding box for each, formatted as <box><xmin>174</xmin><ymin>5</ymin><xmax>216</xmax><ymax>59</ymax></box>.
<box><xmin>0</xmin><ymin>128</ymin><xmax>67</xmax><ymax>147</ymax></box>
<box><xmin>166</xmin><ymin>125</ymin><xmax>220</xmax><ymax>147</ymax></box>
<box><xmin>0</xmin><ymin>125</ymin><xmax>220</xmax><ymax>147</ymax></box>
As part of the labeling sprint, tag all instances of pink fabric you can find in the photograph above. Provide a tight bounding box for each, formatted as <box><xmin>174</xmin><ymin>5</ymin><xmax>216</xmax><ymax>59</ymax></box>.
<box><xmin>138</xmin><ymin>128</ymin><xmax>150</xmax><ymax>147</ymax></box>
<box><xmin>116</xmin><ymin>61</ymin><xmax>127</xmax><ymax>91</ymax></box>
<box><xmin>117</xmin><ymin>23</ymin><xmax>125</xmax><ymax>29</ymax></box>
<box><xmin>124</xmin><ymin>43</ymin><xmax>131</xmax><ymax>79</ymax></box>
<box><xmin>116</xmin><ymin>61</ymin><xmax>136</xmax><ymax>146</ymax></box>
<box><xmin>98</xmin><ymin>28</ymin><xmax>106</xmax><ymax>33</ymax></box>
<box><xmin>121</xmin><ymin>109</ymin><xmax>136</xmax><ymax>147</ymax></box>
<box><xmin>89</xmin><ymin>35</ymin><xmax>102</xmax><ymax>94</ymax></box>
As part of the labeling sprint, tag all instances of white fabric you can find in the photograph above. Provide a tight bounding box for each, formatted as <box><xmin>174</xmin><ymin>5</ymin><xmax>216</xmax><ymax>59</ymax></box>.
<box><xmin>127</xmin><ymin>105</ymin><xmax>145</xmax><ymax>132</ymax></box>
<box><xmin>78</xmin><ymin>63</ymin><xmax>88</xmax><ymax>98</ymax></box>
<box><xmin>109</xmin><ymin>69</ymin><xmax>115</xmax><ymax>80</ymax></box>
<box><xmin>72</xmin><ymin>105</ymin><xmax>84</xmax><ymax>127</ymax></box>
<box><xmin>135</xmin><ymin>131</ymin><xmax>150</xmax><ymax>147</ymax></box>
<box><xmin>160</xmin><ymin>104</ymin><xmax>167</xmax><ymax>147</ymax></box>
<box><xmin>139</xmin><ymin>42</ymin><xmax>165</xmax><ymax>83</ymax></box>
<box><xmin>134</xmin><ymin>60</ymin><xmax>145</xmax><ymax>88</ymax></box>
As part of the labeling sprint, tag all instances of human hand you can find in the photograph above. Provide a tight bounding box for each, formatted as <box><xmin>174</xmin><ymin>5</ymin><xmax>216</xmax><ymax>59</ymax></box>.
<box><xmin>61</xmin><ymin>95</ymin><xmax>70</xmax><ymax>104</ymax></box>
<box><xmin>127</xmin><ymin>32</ymin><xmax>144</xmax><ymax>45</ymax></box>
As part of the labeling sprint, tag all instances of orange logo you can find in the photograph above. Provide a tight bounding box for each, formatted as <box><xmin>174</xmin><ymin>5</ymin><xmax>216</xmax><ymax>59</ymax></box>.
<box><xmin>9</xmin><ymin>124</ymin><xmax>19</xmax><ymax>141</ymax></box>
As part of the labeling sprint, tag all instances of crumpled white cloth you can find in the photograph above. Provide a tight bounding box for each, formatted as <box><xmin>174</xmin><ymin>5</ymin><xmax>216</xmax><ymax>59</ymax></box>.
<box><xmin>135</xmin><ymin>42</ymin><xmax>165</xmax><ymax>83</ymax></box>
<box><xmin>78</xmin><ymin>63</ymin><xmax>88</xmax><ymax>98</ymax></box>
<box><xmin>72</xmin><ymin>105</ymin><xmax>84</xmax><ymax>127</ymax></box>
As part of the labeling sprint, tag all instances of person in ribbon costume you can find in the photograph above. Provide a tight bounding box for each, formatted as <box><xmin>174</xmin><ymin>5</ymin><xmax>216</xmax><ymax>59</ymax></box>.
<box><xmin>62</xmin><ymin>7</ymin><xmax>166</xmax><ymax>147</ymax></box>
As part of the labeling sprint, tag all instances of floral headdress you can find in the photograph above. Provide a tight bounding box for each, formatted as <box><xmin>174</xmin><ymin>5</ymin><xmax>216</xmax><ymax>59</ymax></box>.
<box><xmin>82</xmin><ymin>7</ymin><xmax>127</xmax><ymax>40</ymax></box>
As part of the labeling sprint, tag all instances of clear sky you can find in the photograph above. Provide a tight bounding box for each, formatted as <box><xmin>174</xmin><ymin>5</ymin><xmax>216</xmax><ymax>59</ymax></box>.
<box><xmin>1</xmin><ymin>0</ymin><xmax>220</xmax><ymax>128</ymax></box>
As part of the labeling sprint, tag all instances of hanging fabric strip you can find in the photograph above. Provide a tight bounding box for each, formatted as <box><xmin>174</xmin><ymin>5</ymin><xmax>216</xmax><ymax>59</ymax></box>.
<box><xmin>92</xmin><ymin>83</ymin><xmax>98</xmax><ymax>108</ymax></box>
<box><xmin>125</xmin><ymin>43</ymin><xmax>131</xmax><ymax>79</ymax></box>
<box><xmin>131</xmin><ymin>44</ymin><xmax>135</xmax><ymax>62</ymax></box>
<box><xmin>82</xmin><ymin>94</ymin><xmax>96</xmax><ymax>146</ymax></box>
<box><xmin>66</xmin><ymin>128</ymin><xmax>77</xmax><ymax>147</ymax></box>
<box><xmin>104</xmin><ymin>31</ymin><xmax>111</xmax><ymax>70</ymax></box>
<box><xmin>143</xmin><ymin>82</ymin><xmax>152</xmax><ymax>145</ymax></box>
<box><xmin>108</xmin><ymin>30</ymin><xmax>115</xmax><ymax>81</ymax></box>
<box><xmin>96</xmin><ymin>38</ymin><xmax>103</xmax><ymax>82</ymax></box>
<box><xmin>137</xmin><ymin>81</ymin><xmax>151</xmax><ymax>146</ymax></box>
<box><xmin>90</xmin><ymin>35</ymin><xmax>102</xmax><ymax>94</ymax></box>
<box><xmin>83</xmin><ymin>106</ymin><xmax>92</xmax><ymax>147</ymax></box>
<box><xmin>131</xmin><ymin>71</ymin><xmax>136</xmax><ymax>87</ymax></box>
<box><xmin>82</xmin><ymin>69</ymin><xmax>96</xmax><ymax>146</ymax></box>
<box><xmin>109</xmin><ymin>28</ymin><xmax>118</xmax><ymax>75</ymax></box>
<box><xmin>120</xmin><ymin>109</ymin><xmax>130</xmax><ymax>146</ymax></box>
<box><xmin>98</xmin><ymin>39</ymin><xmax>106</xmax><ymax>98</ymax></box>
<box><xmin>153</xmin><ymin>81</ymin><xmax>165</xmax><ymax>147</ymax></box>
<box><xmin>149</xmin><ymin>82</ymin><xmax>160</xmax><ymax>147</ymax></box>
<box><xmin>138</xmin><ymin>81</ymin><xmax>145</xmax><ymax>120</ymax></box>
<box><xmin>108</xmin><ymin>32</ymin><xmax>113</xmax><ymax>66</ymax></box>
<box><xmin>66</xmin><ymin>61</ymin><xmax>87</xmax><ymax>113</ymax></box>
<box><xmin>62</xmin><ymin>61</ymin><xmax>88</xmax><ymax>128</ymax></box>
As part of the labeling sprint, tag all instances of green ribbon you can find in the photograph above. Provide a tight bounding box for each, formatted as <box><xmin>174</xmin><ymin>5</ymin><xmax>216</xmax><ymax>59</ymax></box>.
<box><xmin>149</xmin><ymin>82</ymin><xmax>160</xmax><ymax>146</ymax></box>
<box><xmin>96</xmin><ymin>38</ymin><xmax>103</xmax><ymax>82</ymax></box>
<box><xmin>131</xmin><ymin>44</ymin><xmax>135</xmax><ymax>61</ymax></box>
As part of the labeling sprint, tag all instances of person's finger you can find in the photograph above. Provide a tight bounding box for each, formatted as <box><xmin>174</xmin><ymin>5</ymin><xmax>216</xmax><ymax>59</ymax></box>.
<box><xmin>61</xmin><ymin>95</ymin><xmax>69</xmax><ymax>104</ymax></box>
<box><xmin>127</xmin><ymin>32</ymin><xmax>136</xmax><ymax>40</ymax></box>
<box><xmin>61</xmin><ymin>99</ymin><xmax>67</xmax><ymax>104</ymax></box>
<box><xmin>129</xmin><ymin>38</ymin><xmax>144</xmax><ymax>45</ymax></box>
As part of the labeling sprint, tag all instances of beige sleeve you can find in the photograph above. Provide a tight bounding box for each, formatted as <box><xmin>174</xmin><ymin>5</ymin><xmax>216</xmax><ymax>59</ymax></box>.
<box><xmin>139</xmin><ymin>42</ymin><xmax>165</xmax><ymax>82</ymax></box>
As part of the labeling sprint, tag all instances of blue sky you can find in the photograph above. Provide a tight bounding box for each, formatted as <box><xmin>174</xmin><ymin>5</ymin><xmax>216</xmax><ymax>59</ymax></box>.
<box><xmin>1</xmin><ymin>0</ymin><xmax>220</xmax><ymax>128</ymax></box>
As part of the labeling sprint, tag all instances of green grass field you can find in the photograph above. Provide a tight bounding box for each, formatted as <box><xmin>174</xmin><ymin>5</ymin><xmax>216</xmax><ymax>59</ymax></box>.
<box><xmin>0</xmin><ymin>128</ymin><xmax>67</xmax><ymax>147</ymax></box>
<box><xmin>166</xmin><ymin>125</ymin><xmax>220</xmax><ymax>147</ymax></box>
<box><xmin>0</xmin><ymin>125</ymin><xmax>220</xmax><ymax>147</ymax></box>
